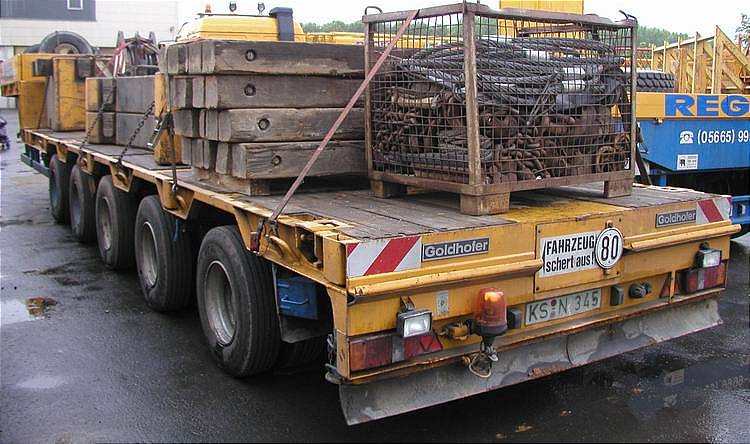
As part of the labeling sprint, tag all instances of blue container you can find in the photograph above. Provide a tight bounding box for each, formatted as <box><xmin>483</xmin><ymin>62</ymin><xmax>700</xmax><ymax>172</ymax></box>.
<box><xmin>276</xmin><ymin>275</ymin><xmax>318</xmax><ymax>320</ymax></box>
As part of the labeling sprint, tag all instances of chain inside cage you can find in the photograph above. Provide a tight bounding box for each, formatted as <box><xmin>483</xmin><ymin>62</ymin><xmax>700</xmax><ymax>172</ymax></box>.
<box><xmin>368</xmin><ymin>8</ymin><xmax>634</xmax><ymax>187</ymax></box>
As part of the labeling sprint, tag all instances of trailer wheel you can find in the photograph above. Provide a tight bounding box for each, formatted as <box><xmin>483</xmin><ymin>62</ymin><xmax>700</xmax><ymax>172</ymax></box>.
<box><xmin>95</xmin><ymin>175</ymin><xmax>136</xmax><ymax>270</ymax></box>
<box><xmin>69</xmin><ymin>165</ymin><xmax>97</xmax><ymax>243</ymax></box>
<box><xmin>49</xmin><ymin>154</ymin><xmax>71</xmax><ymax>224</ymax></box>
<box><xmin>134</xmin><ymin>195</ymin><xmax>194</xmax><ymax>311</ymax></box>
<box><xmin>197</xmin><ymin>226</ymin><xmax>280</xmax><ymax>377</ymax></box>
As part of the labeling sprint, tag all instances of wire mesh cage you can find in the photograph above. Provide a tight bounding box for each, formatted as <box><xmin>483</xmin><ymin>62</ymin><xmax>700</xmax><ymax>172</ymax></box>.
<box><xmin>364</xmin><ymin>3</ymin><xmax>637</xmax><ymax>213</ymax></box>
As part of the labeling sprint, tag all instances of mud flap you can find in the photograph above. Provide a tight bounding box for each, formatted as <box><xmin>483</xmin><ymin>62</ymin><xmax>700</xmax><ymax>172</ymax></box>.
<box><xmin>340</xmin><ymin>297</ymin><xmax>721</xmax><ymax>425</ymax></box>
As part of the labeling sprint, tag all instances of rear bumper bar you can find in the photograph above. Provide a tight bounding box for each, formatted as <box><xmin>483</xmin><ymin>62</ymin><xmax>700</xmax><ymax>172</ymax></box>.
<box><xmin>340</xmin><ymin>296</ymin><xmax>721</xmax><ymax>425</ymax></box>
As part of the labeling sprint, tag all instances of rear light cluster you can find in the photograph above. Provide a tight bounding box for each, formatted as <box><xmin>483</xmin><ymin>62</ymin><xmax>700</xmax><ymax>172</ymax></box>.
<box><xmin>676</xmin><ymin>262</ymin><xmax>727</xmax><ymax>294</ymax></box>
<box><xmin>350</xmin><ymin>288</ymin><xmax>519</xmax><ymax>372</ymax></box>
<box><xmin>349</xmin><ymin>332</ymin><xmax>443</xmax><ymax>372</ymax></box>
<box><xmin>675</xmin><ymin>244</ymin><xmax>727</xmax><ymax>294</ymax></box>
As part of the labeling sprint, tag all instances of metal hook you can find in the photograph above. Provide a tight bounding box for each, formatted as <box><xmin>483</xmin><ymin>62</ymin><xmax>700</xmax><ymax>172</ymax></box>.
<box><xmin>618</xmin><ymin>10</ymin><xmax>638</xmax><ymax>23</ymax></box>
<box><xmin>364</xmin><ymin>6</ymin><xmax>383</xmax><ymax>15</ymax></box>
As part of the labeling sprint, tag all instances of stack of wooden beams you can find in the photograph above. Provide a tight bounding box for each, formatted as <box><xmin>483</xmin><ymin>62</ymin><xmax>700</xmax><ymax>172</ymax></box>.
<box><xmin>85</xmin><ymin>75</ymin><xmax>181</xmax><ymax>165</ymax></box>
<box><xmin>164</xmin><ymin>40</ymin><xmax>367</xmax><ymax>195</ymax></box>
<box><xmin>85</xmin><ymin>76</ymin><xmax>155</xmax><ymax>147</ymax></box>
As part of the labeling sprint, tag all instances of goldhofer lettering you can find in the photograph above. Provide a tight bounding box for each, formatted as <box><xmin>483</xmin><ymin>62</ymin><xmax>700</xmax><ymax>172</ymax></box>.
<box><xmin>656</xmin><ymin>209</ymin><xmax>697</xmax><ymax>227</ymax></box>
<box><xmin>422</xmin><ymin>238</ymin><xmax>490</xmax><ymax>261</ymax></box>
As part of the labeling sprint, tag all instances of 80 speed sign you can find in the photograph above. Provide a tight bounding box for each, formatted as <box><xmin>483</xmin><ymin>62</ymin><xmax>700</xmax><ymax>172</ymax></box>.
<box><xmin>594</xmin><ymin>227</ymin><xmax>623</xmax><ymax>269</ymax></box>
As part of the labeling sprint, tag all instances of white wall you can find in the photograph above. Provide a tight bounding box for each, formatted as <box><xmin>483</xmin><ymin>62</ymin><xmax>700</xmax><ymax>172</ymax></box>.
<box><xmin>0</xmin><ymin>0</ymin><xmax>179</xmax><ymax>48</ymax></box>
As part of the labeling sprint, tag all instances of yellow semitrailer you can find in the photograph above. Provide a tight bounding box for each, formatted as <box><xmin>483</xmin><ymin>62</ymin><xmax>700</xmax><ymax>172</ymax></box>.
<box><xmin>4</xmin><ymin>1</ymin><xmax>742</xmax><ymax>426</ymax></box>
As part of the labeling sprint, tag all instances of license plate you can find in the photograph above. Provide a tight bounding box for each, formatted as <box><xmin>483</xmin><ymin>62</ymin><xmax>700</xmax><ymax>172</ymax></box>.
<box><xmin>525</xmin><ymin>288</ymin><xmax>602</xmax><ymax>326</ymax></box>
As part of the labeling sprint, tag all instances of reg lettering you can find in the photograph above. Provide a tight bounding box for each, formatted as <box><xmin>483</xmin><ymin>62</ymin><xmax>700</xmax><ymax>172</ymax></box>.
<box><xmin>665</xmin><ymin>94</ymin><xmax>750</xmax><ymax>117</ymax></box>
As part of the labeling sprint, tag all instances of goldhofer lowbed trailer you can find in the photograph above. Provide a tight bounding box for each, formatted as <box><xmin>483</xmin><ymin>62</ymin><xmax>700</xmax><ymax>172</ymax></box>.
<box><xmin>21</xmin><ymin>127</ymin><xmax>739</xmax><ymax>424</ymax></box>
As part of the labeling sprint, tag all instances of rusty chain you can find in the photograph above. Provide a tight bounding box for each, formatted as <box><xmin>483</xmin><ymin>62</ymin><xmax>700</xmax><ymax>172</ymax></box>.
<box><xmin>114</xmin><ymin>100</ymin><xmax>155</xmax><ymax>165</ymax></box>
<box><xmin>80</xmin><ymin>84</ymin><xmax>116</xmax><ymax>150</ymax></box>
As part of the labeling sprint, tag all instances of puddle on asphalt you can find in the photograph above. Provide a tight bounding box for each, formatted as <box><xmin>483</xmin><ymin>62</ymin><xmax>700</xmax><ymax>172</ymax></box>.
<box><xmin>623</xmin><ymin>354</ymin><xmax>749</xmax><ymax>419</ymax></box>
<box><xmin>0</xmin><ymin>297</ymin><xmax>57</xmax><ymax>326</ymax></box>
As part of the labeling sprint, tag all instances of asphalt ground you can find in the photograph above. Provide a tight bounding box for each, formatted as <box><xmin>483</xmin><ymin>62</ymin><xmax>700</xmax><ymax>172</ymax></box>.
<box><xmin>1</xmin><ymin>109</ymin><xmax>749</xmax><ymax>443</ymax></box>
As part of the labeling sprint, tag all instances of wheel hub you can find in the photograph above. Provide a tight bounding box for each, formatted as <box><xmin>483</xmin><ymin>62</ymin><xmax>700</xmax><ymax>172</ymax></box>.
<box><xmin>139</xmin><ymin>221</ymin><xmax>159</xmax><ymax>289</ymax></box>
<box><xmin>98</xmin><ymin>197</ymin><xmax>113</xmax><ymax>251</ymax></box>
<box><xmin>205</xmin><ymin>260</ymin><xmax>237</xmax><ymax>345</ymax></box>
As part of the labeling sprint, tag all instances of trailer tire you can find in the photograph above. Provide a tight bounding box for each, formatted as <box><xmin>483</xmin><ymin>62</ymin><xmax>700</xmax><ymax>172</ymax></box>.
<box><xmin>49</xmin><ymin>154</ymin><xmax>71</xmax><ymax>224</ymax></box>
<box><xmin>95</xmin><ymin>175</ymin><xmax>136</xmax><ymax>270</ymax></box>
<box><xmin>69</xmin><ymin>165</ymin><xmax>97</xmax><ymax>243</ymax></box>
<box><xmin>197</xmin><ymin>226</ymin><xmax>280</xmax><ymax>377</ymax></box>
<box><xmin>135</xmin><ymin>195</ymin><xmax>194</xmax><ymax>312</ymax></box>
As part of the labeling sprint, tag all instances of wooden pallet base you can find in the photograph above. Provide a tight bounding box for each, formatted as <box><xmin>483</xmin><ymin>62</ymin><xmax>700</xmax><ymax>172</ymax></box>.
<box><xmin>194</xmin><ymin>168</ymin><xmax>369</xmax><ymax>197</ymax></box>
<box><xmin>192</xmin><ymin>167</ymin><xmax>271</xmax><ymax>196</ymax></box>
<box><xmin>460</xmin><ymin>193</ymin><xmax>510</xmax><ymax>216</ymax></box>
<box><xmin>371</xmin><ymin>177</ymin><xmax>634</xmax><ymax>215</ymax></box>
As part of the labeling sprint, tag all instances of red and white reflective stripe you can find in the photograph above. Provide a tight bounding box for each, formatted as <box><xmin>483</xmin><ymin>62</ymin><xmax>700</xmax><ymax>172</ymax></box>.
<box><xmin>346</xmin><ymin>236</ymin><xmax>422</xmax><ymax>278</ymax></box>
<box><xmin>696</xmin><ymin>197</ymin><xmax>732</xmax><ymax>224</ymax></box>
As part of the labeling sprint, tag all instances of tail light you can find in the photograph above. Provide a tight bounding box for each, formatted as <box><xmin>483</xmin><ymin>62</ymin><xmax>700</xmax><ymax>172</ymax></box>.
<box><xmin>350</xmin><ymin>334</ymin><xmax>391</xmax><ymax>371</ymax></box>
<box><xmin>676</xmin><ymin>262</ymin><xmax>727</xmax><ymax>294</ymax></box>
<box><xmin>675</xmin><ymin>243</ymin><xmax>727</xmax><ymax>294</ymax></box>
<box><xmin>349</xmin><ymin>332</ymin><xmax>443</xmax><ymax>372</ymax></box>
<box><xmin>472</xmin><ymin>288</ymin><xmax>507</xmax><ymax>337</ymax></box>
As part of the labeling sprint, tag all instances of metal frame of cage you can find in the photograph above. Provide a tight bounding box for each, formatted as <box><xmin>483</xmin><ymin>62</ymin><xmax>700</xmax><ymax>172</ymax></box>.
<box><xmin>363</xmin><ymin>3</ymin><xmax>638</xmax><ymax>214</ymax></box>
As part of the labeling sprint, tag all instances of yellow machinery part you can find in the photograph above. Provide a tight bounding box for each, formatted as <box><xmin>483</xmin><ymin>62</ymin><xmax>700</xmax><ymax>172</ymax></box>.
<box><xmin>178</xmin><ymin>15</ymin><xmax>305</xmax><ymax>42</ymax></box>
<box><xmin>17</xmin><ymin>80</ymin><xmax>47</xmax><ymax>129</ymax></box>
<box><xmin>305</xmin><ymin>32</ymin><xmax>364</xmax><ymax>45</ymax></box>
<box><xmin>1</xmin><ymin>53</ymin><xmax>55</xmax><ymax>85</ymax></box>
<box><xmin>46</xmin><ymin>56</ymin><xmax>86</xmax><ymax>131</ymax></box>
<box><xmin>499</xmin><ymin>0</ymin><xmax>583</xmax><ymax>13</ymax></box>
<box><xmin>497</xmin><ymin>0</ymin><xmax>584</xmax><ymax>38</ymax></box>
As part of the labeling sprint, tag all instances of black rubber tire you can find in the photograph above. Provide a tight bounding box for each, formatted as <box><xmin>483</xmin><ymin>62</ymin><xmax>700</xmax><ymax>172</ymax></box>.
<box><xmin>636</xmin><ymin>70</ymin><xmax>675</xmax><ymax>92</ymax></box>
<box><xmin>24</xmin><ymin>44</ymin><xmax>40</xmax><ymax>54</ymax></box>
<box><xmin>276</xmin><ymin>337</ymin><xmax>326</xmax><ymax>369</ymax></box>
<box><xmin>68</xmin><ymin>165</ymin><xmax>97</xmax><ymax>243</ymax></box>
<box><xmin>95</xmin><ymin>175</ymin><xmax>136</xmax><ymax>270</ymax></box>
<box><xmin>135</xmin><ymin>195</ymin><xmax>194</xmax><ymax>312</ymax></box>
<box><xmin>49</xmin><ymin>154</ymin><xmax>71</xmax><ymax>224</ymax></box>
<box><xmin>197</xmin><ymin>226</ymin><xmax>280</xmax><ymax>377</ymax></box>
<box><xmin>39</xmin><ymin>31</ymin><xmax>93</xmax><ymax>54</ymax></box>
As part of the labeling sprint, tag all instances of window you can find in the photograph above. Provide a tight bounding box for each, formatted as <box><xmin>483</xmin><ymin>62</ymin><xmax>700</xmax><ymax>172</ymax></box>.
<box><xmin>68</xmin><ymin>0</ymin><xmax>83</xmax><ymax>10</ymax></box>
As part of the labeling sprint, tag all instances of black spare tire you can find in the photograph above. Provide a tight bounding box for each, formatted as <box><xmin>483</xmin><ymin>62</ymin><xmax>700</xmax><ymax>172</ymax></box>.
<box><xmin>39</xmin><ymin>31</ymin><xmax>94</xmax><ymax>54</ymax></box>
<box><xmin>635</xmin><ymin>70</ymin><xmax>675</xmax><ymax>92</ymax></box>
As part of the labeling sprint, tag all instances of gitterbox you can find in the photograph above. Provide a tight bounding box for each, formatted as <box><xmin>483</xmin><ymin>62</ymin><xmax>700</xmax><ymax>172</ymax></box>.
<box><xmin>363</xmin><ymin>3</ymin><xmax>638</xmax><ymax>214</ymax></box>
